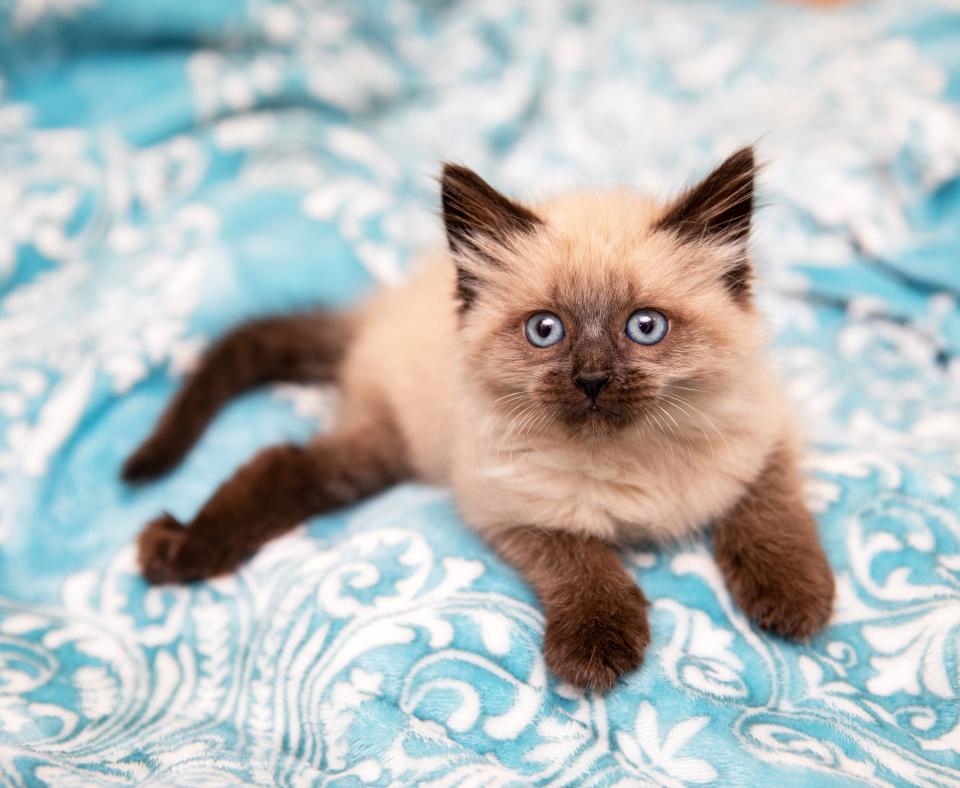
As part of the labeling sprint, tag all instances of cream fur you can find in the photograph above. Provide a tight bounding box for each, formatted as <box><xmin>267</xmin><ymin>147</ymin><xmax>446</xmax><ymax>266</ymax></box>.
<box><xmin>340</xmin><ymin>190</ymin><xmax>791</xmax><ymax>544</ymax></box>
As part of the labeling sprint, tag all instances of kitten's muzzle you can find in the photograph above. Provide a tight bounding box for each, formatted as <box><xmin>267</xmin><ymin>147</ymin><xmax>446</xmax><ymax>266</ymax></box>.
<box><xmin>574</xmin><ymin>374</ymin><xmax>611</xmax><ymax>404</ymax></box>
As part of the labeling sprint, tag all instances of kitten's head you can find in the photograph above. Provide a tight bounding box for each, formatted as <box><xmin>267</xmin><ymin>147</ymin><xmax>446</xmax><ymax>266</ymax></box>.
<box><xmin>441</xmin><ymin>149</ymin><xmax>766</xmax><ymax>439</ymax></box>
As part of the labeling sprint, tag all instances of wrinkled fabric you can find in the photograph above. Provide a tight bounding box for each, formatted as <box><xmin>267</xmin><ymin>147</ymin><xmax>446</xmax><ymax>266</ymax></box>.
<box><xmin>1</xmin><ymin>0</ymin><xmax>959</xmax><ymax>784</ymax></box>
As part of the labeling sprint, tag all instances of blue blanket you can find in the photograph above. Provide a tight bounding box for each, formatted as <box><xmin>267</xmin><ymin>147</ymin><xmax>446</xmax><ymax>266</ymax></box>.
<box><xmin>1</xmin><ymin>1</ymin><xmax>959</xmax><ymax>784</ymax></box>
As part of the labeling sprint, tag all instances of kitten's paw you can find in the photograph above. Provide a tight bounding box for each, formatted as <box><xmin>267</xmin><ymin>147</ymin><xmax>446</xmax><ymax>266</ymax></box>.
<box><xmin>138</xmin><ymin>514</ymin><xmax>193</xmax><ymax>584</ymax></box>
<box><xmin>122</xmin><ymin>439</ymin><xmax>180</xmax><ymax>483</ymax></box>
<box><xmin>138</xmin><ymin>514</ymin><xmax>246</xmax><ymax>584</ymax></box>
<box><xmin>544</xmin><ymin>584</ymin><xmax>650</xmax><ymax>692</ymax></box>
<box><xmin>728</xmin><ymin>555</ymin><xmax>835</xmax><ymax>640</ymax></box>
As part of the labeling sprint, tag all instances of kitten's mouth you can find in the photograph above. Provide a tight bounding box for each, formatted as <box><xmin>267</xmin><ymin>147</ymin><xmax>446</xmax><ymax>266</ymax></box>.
<box><xmin>535</xmin><ymin>381</ymin><xmax>651</xmax><ymax>434</ymax></box>
<box><xmin>561</xmin><ymin>399</ymin><xmax>632</xmax><ymax>430</ymax></box>
<box><xmin>587</xmin><ymin>403</ymin><xmax>618</xmax><ymax>418</ymax></box>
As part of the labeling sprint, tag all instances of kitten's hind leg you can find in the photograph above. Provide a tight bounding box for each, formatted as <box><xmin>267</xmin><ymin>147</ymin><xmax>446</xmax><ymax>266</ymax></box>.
<box><xmin>123</xmin><ymin>311</ymin><xmax>352</xmax><ymax>483</ymax></box>
<box><xmin>138</xmin><ymin>417</ymin><xmax>408</xmax><ymax>584</ymax></box>
<box><xmin>713</xmin><ymin>444</ymin><xmax>834</xmax><ymax>639</ymax></box>
<box><xmin>489</xmin><ymin>528</ymin><xmax>650</xmax><ymax>691</ymax></box>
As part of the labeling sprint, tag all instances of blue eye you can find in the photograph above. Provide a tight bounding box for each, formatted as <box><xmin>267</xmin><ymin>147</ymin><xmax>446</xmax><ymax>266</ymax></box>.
<box><xmin>626</xmin><ymin>309</ymin><xmax>669</xmax><ymax>345</ymax></box>
<box><xmin>525</xmin><ymin>312</ymin><xmax>565</xmax><ymax>348</ymax></box>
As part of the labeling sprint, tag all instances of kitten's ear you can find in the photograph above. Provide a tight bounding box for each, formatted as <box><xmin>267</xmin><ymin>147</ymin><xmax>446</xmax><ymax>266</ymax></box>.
<box><xmin>655</xmin><ymin>147</ymin><xmax>756</xmax><ymax>303</ymax></box>
<box><xmin>441</xmin><ymin>164</ymin><xmax>543</xmax><ymax>308</ymax></box>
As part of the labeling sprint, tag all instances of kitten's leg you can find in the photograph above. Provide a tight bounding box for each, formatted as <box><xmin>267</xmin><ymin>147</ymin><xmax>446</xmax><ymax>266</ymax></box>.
<box><xmin>489</xmin><ymin>528</ymin><xmax>649</xmax><ymax>691</ymax></box>
<box><xmin>713</xmin><ymin>444</ymin><xmax>834</xmax><ymax>639</ymax></box>
<box><xmin>137</xmin><ymin>417</ymin><xmax>407</xmax><ymax>583</ymax></box>
<box><xmin>123</xmin><ymin>311</ymin><xmax>352</xmax><ymax>482</ymax></box>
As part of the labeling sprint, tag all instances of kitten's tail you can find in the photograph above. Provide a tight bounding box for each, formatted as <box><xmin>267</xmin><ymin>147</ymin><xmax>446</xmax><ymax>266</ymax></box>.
<box><xmin>122</xmin><ymin>310</ymin><xmax>353</xmax><ymax>483</ymax></box>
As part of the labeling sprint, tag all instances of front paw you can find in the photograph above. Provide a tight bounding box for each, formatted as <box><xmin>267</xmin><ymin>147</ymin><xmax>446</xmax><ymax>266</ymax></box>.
<box><xmin>726</xmin><ymin>553</ymin><xmax>834</xmax><ymax>640</ymax></box>
<box><xmin>544</xmin><ymin>583</ymin><xmax>650</xmax><ymax>691</ymax></box>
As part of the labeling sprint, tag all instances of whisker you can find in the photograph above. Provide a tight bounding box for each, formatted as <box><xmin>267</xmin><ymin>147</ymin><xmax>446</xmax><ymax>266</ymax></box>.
<box><xmin>497</xmin><ymin>401</ymin><xmax>537</xmax><ymax>467</ymax></box>
<box><xmin>644</xmin><ymin>406</ymin><xmax>679</xmax><ymax>471</ymax></box>
<box><xmin>662</xmin><ymin>393</ymin><xmax>731</xmax><ymax>450</ymax></box>
<box><xmin>491</xmin><ymin>391</ymin><xmax>529</xmax><ymax>409</ymax></box>
<box><xmin>528</xmin><ymin>407</ymin><xmax>552</xmax><ymax>442</ymax></box>
<box><xmin>660</xmin><ymin>396</ymin><xmax>716</xmax><ymax>462</ymax></box>
<box><xmin>660</xmin><ymin>392</ymin><xmax>731</xmax><ymax>459</ymax></box>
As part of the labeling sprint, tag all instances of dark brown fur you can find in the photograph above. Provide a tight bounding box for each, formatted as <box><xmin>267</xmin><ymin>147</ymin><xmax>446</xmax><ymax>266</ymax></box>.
<box><xmin>489</xmin><ymin>527</ymin><xmax>650</xmax><ymax>691</ymax></box>
<box><xmin>655</xmin><ymin>146</ymin><xmax>755</xmax><ymax>303</ymax></box>
<box><xmin>440</xmin><ymin>163</ymin><xmax>543</xmax><ymax>310</ymax></box>
<box><xmin>123</xmin><ymin>311</ymin><xmax>352</xmax><ymax>482</ymax></box>
<box><xmin>138</xmin><ymin>418</ymin><xmax>408</xmax><ymax>583</ymax></box>
<box><xmin>713</xmin><ymin>444</ymin><xmax>834</xmax><ymax>638</ymax></box>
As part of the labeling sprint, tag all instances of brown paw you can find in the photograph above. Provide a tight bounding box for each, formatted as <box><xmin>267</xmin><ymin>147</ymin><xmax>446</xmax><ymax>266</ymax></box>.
<box><xmin>544</xmin><ymin>583</ymin><xmax>650</xmax><ymax>692</ymax></box>
<box><xmin>138</xmin><ymin>513</ymin><xmax>193</xmax><ymax>583</ymax></box>
<box><xmin>122</xmin><ymin>438</ymin><xmax>181</xmax><ymax>483</ymax></box>
<box><xmin>727</xmin><ymin>555</ymin><xmax>835</xmax><ymax>640</ymax></box>
<box><xmin>137</xmin><ymin>513</ymin><xmax>247</xmax><ymax>584</ymax></box>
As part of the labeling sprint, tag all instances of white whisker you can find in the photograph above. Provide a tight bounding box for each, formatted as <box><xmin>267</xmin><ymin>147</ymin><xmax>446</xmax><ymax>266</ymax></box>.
<box><xmin>660</xmin><ymin>392</ymin><xmax>731</xmax><ymax>459</ymax></box>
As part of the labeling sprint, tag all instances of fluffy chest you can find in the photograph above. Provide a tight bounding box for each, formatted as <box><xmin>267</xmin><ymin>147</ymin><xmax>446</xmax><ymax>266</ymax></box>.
<box><xmin>453</xmin><ymin>428</ymin><xmax>761</xmax><ymax>543</ymax></box>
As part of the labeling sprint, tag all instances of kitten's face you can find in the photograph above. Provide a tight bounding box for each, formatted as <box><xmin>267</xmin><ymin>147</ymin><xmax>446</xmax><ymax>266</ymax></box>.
<box><xmin>441</xmin><ymin>150</ymin><xmax>764</xmax><ymax>439</ymax></box>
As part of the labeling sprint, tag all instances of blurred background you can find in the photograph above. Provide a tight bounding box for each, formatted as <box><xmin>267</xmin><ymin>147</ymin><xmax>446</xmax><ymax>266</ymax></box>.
<box><xmin>1</xmin><ymin>0</ymin><xmax>959</xmax><ymax>784</ymax></box>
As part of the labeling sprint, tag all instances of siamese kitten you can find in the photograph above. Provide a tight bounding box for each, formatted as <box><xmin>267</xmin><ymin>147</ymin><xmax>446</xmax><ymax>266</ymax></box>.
<box><xmin>125</xmin><ymin>147</ymin><xmax>834</xmax><ymax>690</ymax></box>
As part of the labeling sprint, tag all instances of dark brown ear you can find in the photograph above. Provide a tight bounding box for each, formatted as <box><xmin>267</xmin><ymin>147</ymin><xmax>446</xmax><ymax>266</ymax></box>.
<box><xmin>655</xmin><ymin>147</ymin><xmax>756</xmax><ymax>303</ymax></box>
<box><xmin>440</xmin><ymin>163</ymin><xmax>543</xmax><ymax>309</ymax></box>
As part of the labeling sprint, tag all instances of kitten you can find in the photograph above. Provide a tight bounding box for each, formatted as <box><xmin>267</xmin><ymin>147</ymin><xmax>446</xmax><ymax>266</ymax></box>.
<box><xmin>124</xmin><ymin>147</ymin><xmax>834</xmax><ymax>690</ymax></box>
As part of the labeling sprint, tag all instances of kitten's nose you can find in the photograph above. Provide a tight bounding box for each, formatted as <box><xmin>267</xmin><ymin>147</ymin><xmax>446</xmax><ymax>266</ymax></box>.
<box><xmin>574</xmin><ymin>374</ymin><xmax>610</xmax><ymax>402</ymax></box>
